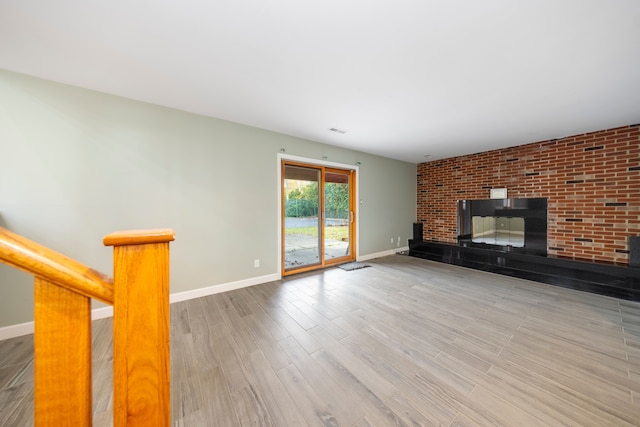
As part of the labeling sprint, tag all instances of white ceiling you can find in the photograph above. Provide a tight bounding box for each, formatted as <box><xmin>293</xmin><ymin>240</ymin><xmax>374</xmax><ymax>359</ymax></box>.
<box><xmin>2</xmin><ymin>1</ymin><xmax>639</xmax><ymax>163</ymax></box>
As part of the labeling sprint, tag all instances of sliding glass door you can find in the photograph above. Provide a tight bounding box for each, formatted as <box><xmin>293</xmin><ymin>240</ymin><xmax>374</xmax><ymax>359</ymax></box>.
<box><xmin>283</xmin><ymin>164</ymin><xmax>322</xmax><ymax>271</ymax></box>
<box><xmin>323</xmin><ymin>169</ymin><xmax>352</xmax><ymax>262</ymax></box>
<box><xmin>282</xmin><ymin>161</ymin><xmax>355</xmax><ymax>275</ymax></box>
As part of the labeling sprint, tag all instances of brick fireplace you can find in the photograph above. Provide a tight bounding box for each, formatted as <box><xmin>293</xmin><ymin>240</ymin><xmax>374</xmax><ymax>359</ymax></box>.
<box><xmin>417</xmin><ymin>124</ymin><xmax>640</xmax><ymax>265</ymax></box>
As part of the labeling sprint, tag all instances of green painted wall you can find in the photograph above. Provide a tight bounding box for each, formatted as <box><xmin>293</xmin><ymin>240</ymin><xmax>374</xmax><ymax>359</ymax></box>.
<box><xmin>0</xmin><ymin>69</ymin><xmax>416</xmax><ymax>328</ymax></box>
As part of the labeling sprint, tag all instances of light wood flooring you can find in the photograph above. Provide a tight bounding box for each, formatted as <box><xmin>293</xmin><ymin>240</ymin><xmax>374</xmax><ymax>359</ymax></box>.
<box><xmin>1</xmin><ymin>254</ymin><xmax>640</xmax><ymax>426</ymax></box>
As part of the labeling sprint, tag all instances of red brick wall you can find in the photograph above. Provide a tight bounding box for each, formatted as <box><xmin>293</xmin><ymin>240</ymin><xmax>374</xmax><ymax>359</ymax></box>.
<box><xmin>416</xmin><ymin>124</ymin><xmax>640</xmax><ymax>264</ymax></box>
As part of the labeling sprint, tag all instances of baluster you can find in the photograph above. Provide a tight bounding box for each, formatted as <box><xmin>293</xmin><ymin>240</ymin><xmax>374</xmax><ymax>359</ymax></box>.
<box><xmin>34</xmin><ymin>277</ymin><xmax>92</xmax><ymax>426</ymax></box>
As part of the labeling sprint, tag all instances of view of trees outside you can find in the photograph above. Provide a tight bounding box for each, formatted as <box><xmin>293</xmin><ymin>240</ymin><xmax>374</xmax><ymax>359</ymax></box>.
<box><xmin>325</xmin><ymin>182</ymin><xmax>349</xmax><ymax>219</ymax></box>
<box><xmin>285</xmin><ymin>182</ymin><xmax>319</xmax><ymax>217</ymax></box>
<box><xmin>285</xmin><ymin>182</ymin><xmax>349</xmax><ymax>219</ymax></box>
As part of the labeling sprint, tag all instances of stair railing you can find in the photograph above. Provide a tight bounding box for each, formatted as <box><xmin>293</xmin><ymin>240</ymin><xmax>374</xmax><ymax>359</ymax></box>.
<box><xmin>0</xmin><ymin>227</ymin><xmax>174</xmax><ymax>426</ymax></box>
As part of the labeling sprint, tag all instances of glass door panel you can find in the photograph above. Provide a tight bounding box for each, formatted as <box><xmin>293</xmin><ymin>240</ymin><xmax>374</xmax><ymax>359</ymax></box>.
<box><xmin>283</xmin><ymin>165</ymin><xmax>321</xmax><ymax>271</ymax></box>
<box><xmin>324</xmin><ymin>170</ymin><xmax>352</xmax><ymax>263</ymax></box>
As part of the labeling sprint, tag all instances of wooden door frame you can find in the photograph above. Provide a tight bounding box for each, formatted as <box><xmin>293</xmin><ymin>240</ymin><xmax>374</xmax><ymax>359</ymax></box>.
<box><xmin>277</xmin><ymin>154</ymin><xmax>359</xmax><ymax>278</ymax></box>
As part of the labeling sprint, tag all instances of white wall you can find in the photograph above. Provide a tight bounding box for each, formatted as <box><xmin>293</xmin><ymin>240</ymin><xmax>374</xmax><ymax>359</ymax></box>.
<box><xmin>0</xmin><ymin>69</ymin><xmax>416</xmax><ymax>328</ymax></box>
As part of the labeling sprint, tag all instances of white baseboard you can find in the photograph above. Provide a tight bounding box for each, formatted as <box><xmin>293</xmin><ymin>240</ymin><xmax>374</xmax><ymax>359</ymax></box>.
<box><xmin>169</xmin><ymin>273</ymin><xmax>280</xmax><ymax>304</ymax></box>
<box><xmin>358</xmin><ymin>246</ymin><xmax>409</xmax><ymax>261</ymax></box>
<box><xmin>0</xmin><ymin>306</ymin><xmax>116</xmax><ymax>341</ymax></box>
<box><xmin>0</xmin><ymin>321</ymin><xmax>34</xmax><ymax>341</ymax></box>
<box><xmin>91</xmin><ymin>306</ymin><xmax>114</xmax><ymax>320</ymax></box>
<box><xmin>0</xmin><ymin>273</ymin><xmax>280</xmax><ymax>341</ymax></box>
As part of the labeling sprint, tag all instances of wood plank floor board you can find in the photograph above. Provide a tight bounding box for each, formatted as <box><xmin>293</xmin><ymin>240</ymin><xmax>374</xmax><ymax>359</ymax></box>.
<box><xmin>183</xmin><ymin>299</ymin><xmax>222</xmax><ymax>370</ymax></box>
<box><xmin>523</xmin><ymin>307</ymin><xmax>628</xmax><ymax>346</ymax></box>
<box><xmin>0</xmin><ymin>382</ymin><xmax>33</xmax><ymax>427</ymax></box>
<box><xmin>487</xmin><ymin>360</ymin><xmax>638</xmax><ymax>426</ymax></box>
<box><xmin>0</xmin><ymin>365</ymin><xmax>22</xmax><ymax>393</ymax></box>
<box><xmin>382</xmin><ymin>391</ymin><xmax>445</xmax><ymax>427</ymax></box>
<box><xmin>495</xmin><ymin>349</ymin><xmax>636</xmax><ymax>425</ymax></box>
<box><xmin>390</xmin><ymin>378</ymin><xmax>460</xmax><ymax>427</ymax></box>
<box><xmin>274</xmin><ymin>297</ymin><xmax>319</xmax><ymax>331</ymax></box>
<box><xmin>307</xmin><ymin>326</ymin><xmax>397</xmax><ymax>401</ymax></box>
<box><xmin>90</xmin><ymin>316</ymin><xmax>113</xmax><ymax>362</ymax></box>
<box><xmin>2</xmin><ymin>254</ymin><xmax>640</xmax><ymax>426</ymax></box>
<box><xmin>429</xmin><ymin>336</ymin><xmax>494</xmax><ymax>374</ymax></box>
<box><xmin>449</xmin><ymin>412</ymin><xmax>486</xmax><ymax>427</ymax></box>
<box><xmin>215</xmin><ymin>294</ymin><xmax>263</xmax><ymax>358</ymax></box>
<box><xmin>305</xmin><ymin>289</ymin><xmax>361</xmax><ymax>319</ymax></box>
<box><xmin>238</xmin><ymin>297</ymin><xmax>290</xmax><ymax>342</ymax></box>
<box><xmin>225</xmin><ymin>288</ymin><xmax>256</xmax><ymax>318</ymax></box>
<box><xmin>327</xmin><ymin>289</ymin><xmax>400</xmax><ymax>323</ymax></box>
<box><xmin>230</xmin><ymin>384</ymin><xmax>274</xmax><ymax>427</ymax></box>
<box><xmin>277</xmin><ymin>336</ymin><xmax>362</xmax><ymax>426</ymax></box>
<box><xmin>195</xmin><ymin>367</ymin><xmax>239</xmax><ymax>426</ymax></box>
<box><xmin>517</xmin><ymin>319</ymin><xmax>630</xmax><ymax>364</ymax></box>
<box><xmin>288</xmin><ymin>291</ymin><xmax>344</xmax><ymax>321</ymax></box>
<box><xmin>0</xmin><ymin>358</ymin><xmax>32</xmax><ymax>393</ymax></box>
<box><xmin>362</xmin><ymin>320</ymin><xmax>442</xmax><ymax>363</ymax></box>
<box><xmin>0</xmin><ymin>335</ymin><xmax>32</xmax><ymax>369</ymax></box>
<box><xmin>242</xmin><ymin>313</ymin><xmax>292</xmax><ymax>372</ymax></box>
<box><xmin>275</xmin><ymin>363</ymin><xmax>339</xmax><ymax>427</ymax></box>
<box><xmin>467</xmin><ymin>383</ymin><xmax>551</xmax><ymax>427</ymax></box>
<box><xmin>402</xmin><ymin>287</ymin><xmax>491</xmax><ymax>323</ymax></box>
<box><xmin>407</xmin><ymin>368</ymin><xmax>505</xmax><ymax>427</ymax></box>
<box><xmin>260</xmin><ymin>305</ymin><xmax>322</xmax><ymax>355</ymax></box>
<box><xmin>338</xmin><ymin>334</ymin><xmax>422</xmax><ymax>381</ymax></box>
<box><xmin>511</xmin><ymin>326</ymin><xmax>640</xmax><ymax>389</ymax></box>
<box><xmin>622</xmin><ymin>312</ymin><xmax>640</xmax><ymax>330</ymax></box>
<box><xmin>382</xmin><ymin>294</ymin><xmax>473</xmax><ymax>340</ymax></box>
<box><xmin>309</xmin><ymin>348</ymin><xmax>410</xmax><ymax>427</ymax></box>
<box><xmin>531</xmin><ymin>298</ymin><xmax>624</xmax><ymax>322</ymax></box>
<box><xmin>329</xmin><ymin>313</ymin><xmax>368</xmax><ymax>340</ymax></box>
<box><xmin>196</xmin><ymin>293</ymin><xmax>225</xmax><ymax>328</ymax></box>
<box><xmin>457</xmin><ymin>323</ymin><xmax>511</xmax><ymax>353</ymax></box>
<box><xmin>245</xmin><ymin>349</ymin><xmax>310</xmax><ymax>427</ymax></box>
<box><xmin>502</xmin><ymin>337</ymin><xmax>637</xmax><ymax>403</ymax></box>
<box><xmin>449</xmin><ymin>335</ymin><xmax>503</xmax><ymax>368</ymax></box>
<box><xmin>460</xmin><ymin>313</ymin><xmax>520</xmax><ymax>340</ymax></box>
<box><xmin>364</xmin><ymin>304</ymin><xmax>460</xmax><ymax>347</ymax></box>
<box><xmin>289</xmin><ymin>299</ymin><xmax>350</xmax><ymax>341</ymax></box>
<box><xmin>415</xmin><ymin>356</ymin><xmax>477</xmax><ymax>398</ymax></box>
<box><xmin>435</xmin><ymin>350</ymin><xmax>600</xmax><ymax>427</ymax></box>
<box><xmin>247</xmin><ymin>286</ymin><xmax>323</xmax><ymax>355</ymax></box>
<box><xmin>204</xmin><ymin>327</ymin><xmax>252</xmax><ymax>396</ymax></box>
<box><xmin>92</xmin><ymin>357</ymin><xmax>113</xmax><ymax>414</ymax></box>
<box><xmin>353</xmin><ymin>416</ymin><xmax>374</xmax><ymax>427</ymax></box>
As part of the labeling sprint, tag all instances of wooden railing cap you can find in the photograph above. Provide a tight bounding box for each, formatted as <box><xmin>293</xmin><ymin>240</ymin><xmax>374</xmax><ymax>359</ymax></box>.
<box><xmin>0</xmin><ymin>227</ymin><xmax>114</xmax><ymax>304</ymax></box>
<box><xmin>103</xmin><ymin>228</ymin><xmax>175</xmax><ymax>247</ymax></box>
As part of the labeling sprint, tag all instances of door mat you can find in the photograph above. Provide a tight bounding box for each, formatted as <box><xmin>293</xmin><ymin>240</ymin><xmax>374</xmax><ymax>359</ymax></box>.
<box><xmin>337</xmin><ymin>262</ymin><xmax>370</xmax><ymax>271</ymax></box>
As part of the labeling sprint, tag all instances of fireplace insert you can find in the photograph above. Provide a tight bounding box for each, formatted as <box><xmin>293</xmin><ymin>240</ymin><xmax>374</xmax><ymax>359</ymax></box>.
<box><xmin>457</xmin><ymin>198</ymin><xmax>547</xmax><ymax>255</ymax></box>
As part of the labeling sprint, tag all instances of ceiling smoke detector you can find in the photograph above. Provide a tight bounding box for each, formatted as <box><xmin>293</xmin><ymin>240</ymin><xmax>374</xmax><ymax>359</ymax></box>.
<box><xmin>329</xmin><ymin>128</ymin><xmax>347</xmax><ymax>134</ymax></box>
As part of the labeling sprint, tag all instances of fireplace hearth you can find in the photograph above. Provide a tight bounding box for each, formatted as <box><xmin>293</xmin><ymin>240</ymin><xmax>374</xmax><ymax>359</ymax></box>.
<box><xmin>410</xmin><ymin>197</ymin><xmax>640</xmax><ymax>300</ymax></box>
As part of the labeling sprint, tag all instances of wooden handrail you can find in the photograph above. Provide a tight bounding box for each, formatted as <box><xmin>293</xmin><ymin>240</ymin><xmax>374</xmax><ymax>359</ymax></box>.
<box><xmin>0</xmin><ymin>227</ymin><xmax>114</xmax><ymax>304</ymax></box>
<box><xmin>0</xmin><ymin>226</ymin><xmax>174</xmax><ymax>426</ymax></box>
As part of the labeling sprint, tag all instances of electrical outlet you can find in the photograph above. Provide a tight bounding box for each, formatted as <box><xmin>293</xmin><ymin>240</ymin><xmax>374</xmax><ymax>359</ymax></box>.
<box><xmin>390</xmin><ymin>237</ymin><xmax>394</xmax><ymax>244</ymax></box>
<box><xmin>397</xmin><ymin>236</ymin><xmax>401</xmax><ymax>247</ymax></box>
<box><xmin>254</xmin><ymin>259</ymin><xmax>260</xmax><ymax>268</ymax></box>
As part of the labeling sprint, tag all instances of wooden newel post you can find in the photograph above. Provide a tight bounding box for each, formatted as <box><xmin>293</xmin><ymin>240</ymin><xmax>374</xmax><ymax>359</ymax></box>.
<box><xmin>104</xmin><ymin>229</ymin><xmax>175</xmax><ymax>427</ymax></box>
